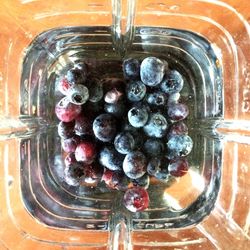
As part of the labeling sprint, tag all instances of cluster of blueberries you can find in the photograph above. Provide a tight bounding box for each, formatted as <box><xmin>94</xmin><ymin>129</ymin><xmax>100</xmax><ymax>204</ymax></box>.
<box><xmin>55</xmin><ymin>56</ymin><xmax>193</xmax><ymax>212</ymax></box>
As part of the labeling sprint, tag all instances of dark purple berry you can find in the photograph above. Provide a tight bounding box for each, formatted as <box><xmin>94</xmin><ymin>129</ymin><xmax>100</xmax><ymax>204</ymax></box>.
<box><xmin>102</xmin><ymin>78</ymin><xmax>125</xmax><ymax>93</ymax></box>
<box><xmin>61</xmin><ymin>135</ymin><xmax>80</xmax><ymax>153</ymax></box>
<box><xmin>140</xmin><ymin>57</ymin><xmax>166</xmax><ymax>86</ymax></box>
<box><xmin>160</xmin><ymin>69</ymin><xmax>184</xmax><ymax>94</ymax></box>
<box><xmin>55</xmin><ymin>97</ymin><xmax>81</xmax><ymax>122</ymax></box>
<box><xmin>75</xmin><ymin>141</ymin><xmax>96</xmax><ymax>164</ymax></box>
<box><xmin>123</xmin><ymin>151</ymin><xmax>147</xmax><ymax>179</ymax></box>
<box><xmin>58</xmin><ymin>121</ymin><xmax>75</xmax><ymax>139</ymax></box>
<box><xmin>114</xmin><ymin>132</ymin><xmax>135</xmax><ymax>154</ymax></box>
<box><xmin>57</xmin><ymin>77</ymin><xmax>71</xmax><ymax>95</ymax></box>
<box><xmin>168</xmin><ymin>158</ymin><xmax>189</xmax><ymax>177</ymax></box>
<box><xmin>93</xmin><ymin>114</ymin><xmax>117</xmax><ymax>142</ymax></box>
<box><xmin>99</xmin><ymin>146</ymin><xmax>124</xmax><ymax>171</ymax></box>
<box><xmin>167</xmin><ymin>103</ymin><xmax>189</xmax><ymax>121</ymax></box>
<box><xmin>168</xmin><ymin>121</ymin><xmax>188</xmax><ymax>138</ymax></box>
<box><xmin>123</xmin><ymin>58</ymin><xmax>140</xmax><ymax>80</ymax></box>
<box><xmin>74</xmin><ymin>113</ymin><xmax>93</xmax><ymax>136</ymax></box>
<box><xmin>80</xmin><ymin>163</ymin><xmax>103</xmax><ymax>186</ymax></box>
<box><xmin>123</xmin><ymin>187</ymin><xmax>149</xmax><ymax>212</ymax></box>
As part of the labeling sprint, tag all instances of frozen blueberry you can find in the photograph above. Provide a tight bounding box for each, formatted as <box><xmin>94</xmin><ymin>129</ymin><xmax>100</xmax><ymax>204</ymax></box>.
<box><xmin>67</xmin><ymin>84</ymin><xmax>89</xmax><ymax>105</ymax></box>
<box><xmin>160</xmin><ymin>70</ymin><xmax>184</xmax><ymax>94</ymax></box>
<box><xmin>104</xmin><ymin>88</ymin><xmax>124</xmax><ymax>104</ymax></box>
<box><xmin>146</xmin><ymin>91</ymin><xmax>167</xmax><ymax>107</ymax></box>
<box><xmin>80</xmin><ymin>163</ymin><xmax>103</xmax><ymax>186</ymax></box>
<box><xmin>93</xmin><ymin>114</ymin><xmax>117</xmax><ymax>142</ymax></box>
<box><xmin>123</xmin><ymin>58</ymin><xmax>140</xmax><ymax>80</ymax></box>
<box><xmin>64</xmin><ymin>162</ymin><xmax>84</xmax><ymax>186</ymax></box>
<box><xmin>131</xmin><ymin>174</ymin><xmax>150</xmax><ymax>189</ymax></box>
<box><xmin>128</xmin><ymin>106</ymin><xmax>148</xmax><ymax>128</ymax></box>
<box><xmin>88</xmin><ymin>78</ymin><xmax>103</xmax><ymax>103</ymax></box>
<box><xmin>75</xmin><ymin>141</ymin><xmax>96</xmax><ymax>164</ymax></box>
<box><xmin>140</xmin><ymin>57</ymin><xmax>165</xmax><ymax>86</ymax></box>
<box><xmin>147</xmin><ymin>157</ymin><xmax>170</xmax><ymax>180</ymax></box>
<box><xmin>123</xmin><ymin>187</ymin><xmax>149</xmax><ymax>212</ymax></box>
<box><xmin>102</xmin><ymin>168</ymin><xmax>129</xmax><ymax>191</ymax></box>
<box><xmin>55</xmin><ymin>97</ymin><xmax>81</xmax><ymax>122</ymax></box>
<box><xmin>123</xmin><ymin>151</ymin><xmax>147</xmax><ymax>179</ymax></box>
<box><xmin>167</xmin><ymin>103</ymin><xmax>189</xmax><ymax>121</ymax></box>
<box><xmin>126</xmin><ymin>81</ymin><xmax>146</xmax><ymax>102</ymax></box>
<box><xmin>74</xmin><ymin>113</ymin><xmax>93</xmax><ymax>136</ymax></box>
<box><xmin>66</xmin><ymin>62</ymin><xmax>88</xmax><ymax>85</ymax></box>
<box><xmin>61</xmin><ymin>135</ymin><xmax>80</xmax><ymax>153</ymax></box>
<box><xmin>168</xmin><ymin>121</ymin><xmax>188</xmax><ymax>139</ymax></box>
<box><xmin>58</xmin><ymin>120</ymin><xmax>75</xmax><ymax>139</ymax></box>
<box><xmin>57</xmin><ymin>77</ymin><xmax>72</xmax><ymax>95</ymax></box>
<box><xmin>114</xmin><ymin>132</ymin><xmax>135</xmax><ymax>154</ymax></box>
<box><xmin>168</xmin><ymin>158</ymin><xmax>189</xmax><ymax>177</ymax></box>
<box><xmin>143</xmin><ymin>113</ymin><xmax>168</xmax><ymax>138</ymax></box>
<box><xmin>104</xmin><ymin>102</ymin><xmax>126</xmax><ymax>118</ymax></box>
<box><xmin>143</xmin><ymin>138</ymin><xmax>164</xmax><ymax>156</ymax></box>
<box><xmin>167</xmin><ymin>135</ymin><xmax>193</xmax><ymax>158</ymax></box>
<box><xmin>99</xmin><ymin>146</ymin><xmax>124</xmax><ymax>171</ymax></box>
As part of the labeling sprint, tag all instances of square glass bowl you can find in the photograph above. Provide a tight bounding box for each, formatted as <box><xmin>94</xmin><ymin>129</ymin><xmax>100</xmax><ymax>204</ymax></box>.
<box><xmin>0</xmin><ymin>1</ymin><xmax>250</xmax><ymax>249</ymax></box>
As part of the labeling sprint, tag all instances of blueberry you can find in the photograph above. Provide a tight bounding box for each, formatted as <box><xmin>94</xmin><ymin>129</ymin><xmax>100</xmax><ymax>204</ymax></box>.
<box><xmin>66</xmin><ymin>63</ymin><xmax>88</xmax><ymax>85</ymax></box>
<box><xmin>167</xmin><ymin>121</ymin><xmax>188</xmax><ymax>139</ymax></box>
<box><xmin>64</xmin><ymin>162</ymin><xmax>84</xmax><ymax>186</ymax></box>
<box><xmin>131</xmin><ymin>174</ymin><xmax>150</xmax><ymax>189</ymax></box>
<box><xmin>143</xmin><ymin>113</ymin><xmax>168</xmax><ymax>138</ymax></box>
<box><xmin>114</xmin><ymin>132</ymin><xmax>135</xmax><ymax>154</ymax></box>
<box><xmin>74</xmin><ymin>113</ymin><xmax>93</xmax><ymax>136</ymax></box>
<box><xmin>80</xmin><ymin>163</ymin><xmax>103</xmax><ymax>186</ymax></box>
<box><xmin>146</xmin><ymin>91</ymin><xmax>167</xmax><ymax>107</ymax></box>
<box><xmin>57</xmin><ymin>77</ymin><xmax>72</xmax><ymax>95</ymax></box>
<box><xmin>55</xmin><ymin>97</ymin><xmax>81</xmax><ymax>122</ymax></box>
<box><xmin>102</xmin><ymin>78</ymin><xmax>125</xmax><ymax>93</ymax></box>
<box><xmin>123</xmin><ymin>58</ymin><xmax>140</xmax><ymax>80</ymax></box>
<box><xmin>123</xmin><ymin>151</ymin><xmax>147</xmax><ymax>179</ymax></box>
<box><xmin>99</xmin><ymin>146</ymin><xmax>124</xmax><ymax>171</ymax></box>
<box><xmin>61</xmin><ymin>135</ymin><xmax>80</xmax><ymax>153</ymax></box>
<box><xmin>128</xmin><ymin>106</ymin><xmax>148</xmax><ymax>128</ymax></box>
<box><xmin>168</xmin><ymin>158</ymin><xmax>189</xmax><ymax>177</ymax></box>
<box><xmin>167</xmin><ymin>93</ymin><xmax>180</xmax><ymax>105</ymax></box>
<box><xmin>160</xmin><ymin>70</ymin><xmax>184</xmax><ymax>94</ymax></box>
<box><xmin>102</xmin><ymin>168</ymin><xmax>129</xmax><ymax>191</ymax></box>
<box><xmin>93</xmin><ymin>114</ymin><xmax>117</xmax><ymax>142</ymax></box>
<box><xmin>64</xmin><ymin>152</ymin><xmax>77</xmax><ymax>167</ymax></box>
<box><xmin>143</xmin><ymin>138</ymin><xmax>164</xmax><ymax>156</ymax></box>
<box><xmin>140</xmin><ymin>57</ymin><xmax>166</xmax><ymax>86</ymax></box>
<box><xmin>75</xmin><ymin>141</ymin><xmax>96</xmax><ymax>164</ymax></box>
<box><xmin>126</xmin><ymin>81</ymin><xmax>146</xmax><ymax>102</ymax></box>
<box><xmin>87</xmin><ymin>78</ymin><xmax>103</xmax><ymax>103</ymax></box>
<box><xmin>167</xmin><ymin>135</ymin><xmax>193</xmax><ymax>158</ymax></box>
<box><xmin>123</xmin><ymin>187</ymin><xmax>149</xmax><ymax>212</ymax></box>
<box><xmin>104</xmin><ymin>88</ymin><xmax>124</xmax><ymax>104</ymax></box>
<box><xmin>147</xmin><ymin>157</ymin><xmax>170</xmax><ymax>180</ymax></box>
<box><xmin>167</xmin><ymin>103</ymin><xmax>189</xmax><ymax>121</ymax></box>
<box><xmin>104</xmin><ymin>101</ymin><xmax>126</xmax><ymax>118</ymax></box>
<box><xmin>67</xmin><ymin>84</ymin><xmax>89</xmax><ymax>105</ymax></box>
<box><xmin>58</xmin><ymin>120</ymin><xmax>75</xmax><ymax>139</ymax></box>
